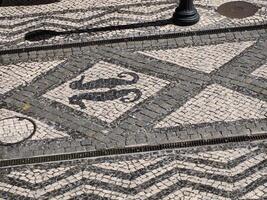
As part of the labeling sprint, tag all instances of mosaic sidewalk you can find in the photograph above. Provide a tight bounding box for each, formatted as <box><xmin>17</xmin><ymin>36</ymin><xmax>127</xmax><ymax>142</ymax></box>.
<box><xmin>0</xmin><ymin>141</ymin><xmax>267</xmax><ymax>199</ymax></box>
<box><xmin>0</xmin><ymin>0</ymin><xmax>267</xmax><ymax>199</ymax></box>
<box><xmin>0</xmin><ymin>0</ymin><xmax>267</xmax><ymax>50</ymax></box>
<box><xmin>1</xmin><ymin>37</ymin><xmax>266</xmax><ymax>160</ymax></box>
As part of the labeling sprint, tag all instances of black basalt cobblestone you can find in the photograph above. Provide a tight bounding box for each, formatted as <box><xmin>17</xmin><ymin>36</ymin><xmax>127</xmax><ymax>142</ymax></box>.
<box><xmin>0</xmin><ymin>7</ymin><xmax>267</xmax><ymax>200</ymax></box>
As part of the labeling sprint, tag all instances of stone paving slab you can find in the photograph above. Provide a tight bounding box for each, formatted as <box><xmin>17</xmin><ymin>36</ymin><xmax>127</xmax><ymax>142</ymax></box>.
<box><xmin>0</xmin><ymin>140</ymin><xmax>266</xmax><ymax>199</ymax></box>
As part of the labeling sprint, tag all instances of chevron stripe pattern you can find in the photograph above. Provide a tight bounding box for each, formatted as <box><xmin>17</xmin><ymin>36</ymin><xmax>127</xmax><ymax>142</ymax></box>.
<box><xmin>1</xmin><ymin>0</ymin><xmax>267</xmax><ymax>46</ymax></box>
<box><xmin>0</xmin><ymin>142</ymin><xmax>266</xmax><ymax>199</ymax></box>
<box><xmin>0</xmin><ymin>3</ymin><xmax>176</xmax><ymax>44</ymax></box>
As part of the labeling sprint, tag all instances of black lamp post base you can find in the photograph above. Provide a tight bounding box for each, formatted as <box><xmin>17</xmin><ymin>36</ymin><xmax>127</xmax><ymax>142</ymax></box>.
<box><xmin>172</xmin><ymin>8</ymin><xmax>200</xmax><ymax>26</ymax></box>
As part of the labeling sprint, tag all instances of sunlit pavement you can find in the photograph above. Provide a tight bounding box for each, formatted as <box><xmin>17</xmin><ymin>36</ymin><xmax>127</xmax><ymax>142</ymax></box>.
<box><xmin>0</xmin><ymin>0</ymin><xmax>267</xmax><ymax>199</ymax></box>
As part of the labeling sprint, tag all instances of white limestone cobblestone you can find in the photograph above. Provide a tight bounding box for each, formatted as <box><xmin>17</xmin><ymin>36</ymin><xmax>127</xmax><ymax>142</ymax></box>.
<box><xmin>155</xmin><ymin>84</ymin><xmax>267</xmax><ymax>128</ymax></box>
<box><xmin>252</xmin><ymin>62</ymin><xmax>267</xmax><ymax>79</ymax></box>
<box><xmin>139</xmin><ymin>41</ymin><xmax>255</xmax><ymax>73</ymax></box>
<box><xmin>0</xmin><ymin>60</ymin><xmax>65</xmax><ymax>95</ymax></box>
<box><xmin>0</xmin><ymin>109</ymin><xmax>69</xmax><ymax>144</ymax></box>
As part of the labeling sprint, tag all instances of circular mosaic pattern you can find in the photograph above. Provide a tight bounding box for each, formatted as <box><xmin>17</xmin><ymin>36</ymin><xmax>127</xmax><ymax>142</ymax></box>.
<box><xmin>0</xmin><ymin>117</ymin><xmax>36</xmax><ymax>145</ymax></box>
<box><xmin>217</xmin><ymin>1</ymin><xmax>259</xmax><ymax>19</ymax></box>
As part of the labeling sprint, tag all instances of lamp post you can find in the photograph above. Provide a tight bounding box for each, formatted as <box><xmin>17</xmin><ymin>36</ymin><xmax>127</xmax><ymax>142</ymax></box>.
<box><xmin>172</xmin><ymin>0</ymin><xmax>200</xmax><ymax>26</ymax></box>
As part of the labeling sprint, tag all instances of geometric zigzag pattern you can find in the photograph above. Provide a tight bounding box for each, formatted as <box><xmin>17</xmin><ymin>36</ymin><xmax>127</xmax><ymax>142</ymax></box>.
<box><xmin>1</xmin><ymin>1</ymin><xmax>267</xmax><ymax>45</ymax></box>
<box><xmin>0</xmin><ymin>143</ymin><xmax>266</xmax><ymax>199</ymax></box>
<box><xmin>0</xmin><ymin>4</ymin><xmax>175</xmax><ymax>44</ymax></box>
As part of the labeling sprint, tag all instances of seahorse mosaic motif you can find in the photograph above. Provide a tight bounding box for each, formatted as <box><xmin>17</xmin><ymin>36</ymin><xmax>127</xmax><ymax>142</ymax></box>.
<box><xmin>68</xmin><ymin>89</ymin><xmax>142</xmax><ymax>109</ymax></box>
<box><xmin>69</xmin><ymin>72</ymin><xmax>139</xmax><ymax>90</ymax></box>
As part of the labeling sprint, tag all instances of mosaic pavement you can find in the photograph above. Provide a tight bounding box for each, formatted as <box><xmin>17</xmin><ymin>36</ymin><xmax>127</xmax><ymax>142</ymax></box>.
<box><xmin>0</xmin><ymin>0</ymin><xmax>267</xmax><ymax>199</ymax></box>
<box><xmin>0</xmin><ymin>0</ymin><xmax>267</xmax><ymax>49</ymax></box>
<box><xmin>0</xmin><ymin>141</ymin><xmax>266</xmax><ymax>199</ymax></box>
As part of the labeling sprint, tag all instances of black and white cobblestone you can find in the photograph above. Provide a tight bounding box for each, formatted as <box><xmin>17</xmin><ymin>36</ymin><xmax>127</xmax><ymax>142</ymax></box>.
<box><xmin>0</xmin><ymin>35</ymin><xmax>266</xmax><ymax>159</ymax></box>
<box><xmin>0</xmin><ymin>0</ymin><xmax>267</xmax><ymax>50</ymax></box>
<box><xmin>0</xmin><ymin>109</ymin><xmax>69</xmax><ymax>144</ymax></box>
<box><xmin>138</xmin><ymin>41</ymin><xmax>255</xmax><ymax>73</ymax></box>
<box><xmin>0</xmin><ymin>0</ymin><xmax>267</xmax><ymax>198</ymax></box>
<box><xmin>0</xmin><ymin>60</ymin><xmax>66</xmax><ymax>95</ymax></box>
<box><xmin>252</xmin><ymin>62</ymin><xmax>267</xmax><ymax>79</ymax></box>
<box><xmin>0</xmin><ymin>141</ymin><xmax>266</xmax><ymax>199</ymax></box>
<box><xmin>43</xmin><ymin>61</ymin><xmax>170</xmax><ymax>123</ymax></box>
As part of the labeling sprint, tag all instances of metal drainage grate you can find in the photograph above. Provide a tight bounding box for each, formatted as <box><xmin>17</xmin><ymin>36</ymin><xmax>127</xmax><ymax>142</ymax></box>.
<box><xmin>0</xmin><ymin>0</ymin><xmax>60</xmax><ymax>6</ymax></box>
<box><xmin>13</xmin><ymin>23</ymin><xmax>267</xmax><ymax>53</ymax></box>
<box><xmin>0</xmin><ymin>133</ymin><xmax>266</xmax><ymax>168</ymax></box>
<box><xmin>217</xmin><ymin>1</ymin><xmax>259</xmax><ymax>19</ymax></box>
